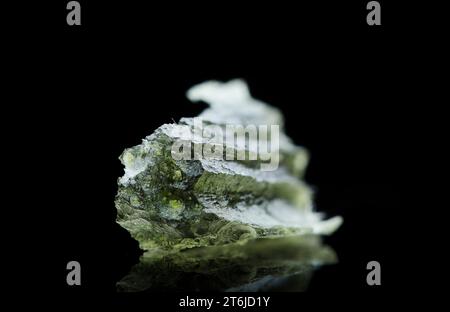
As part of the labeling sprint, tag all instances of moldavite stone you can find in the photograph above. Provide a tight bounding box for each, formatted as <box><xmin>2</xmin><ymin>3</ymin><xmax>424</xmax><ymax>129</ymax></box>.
<box><xmin>115</xmin><ymin>79</ymin><xmax>342</xmax><ymax>251</ymax></box>
<box><xmin>116</xmin><ymin>80</ymin><xmax>343</xmax><ymax>291</ymax></box>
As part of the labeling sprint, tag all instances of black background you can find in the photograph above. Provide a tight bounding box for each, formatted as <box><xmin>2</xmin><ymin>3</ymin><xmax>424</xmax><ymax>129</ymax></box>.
<box><xmin>17</xmin><ymin>0</ymin><xmax>430</xmax><ymax>309</ymax></box>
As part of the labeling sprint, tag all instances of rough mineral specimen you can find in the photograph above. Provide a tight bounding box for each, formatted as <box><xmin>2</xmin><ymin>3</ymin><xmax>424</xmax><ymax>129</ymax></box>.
<box><xmin>115</xmin><ymin>79</ymin><xmax>342</xmax><ymax>251</ymax></box>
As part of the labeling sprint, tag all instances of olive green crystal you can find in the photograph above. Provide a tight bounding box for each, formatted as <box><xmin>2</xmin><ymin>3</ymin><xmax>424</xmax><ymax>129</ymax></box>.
<box><xmin>116</xmin><ymin>80</ymin><xmax>342</xmax><ymax>251</ymax></box>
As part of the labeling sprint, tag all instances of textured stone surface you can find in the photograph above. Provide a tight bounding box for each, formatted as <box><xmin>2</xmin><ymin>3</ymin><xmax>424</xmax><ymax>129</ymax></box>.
<box><xmin>115</xmin><ymin>79</ymin><xmax>342</xmax><ymax>251</ymax></box>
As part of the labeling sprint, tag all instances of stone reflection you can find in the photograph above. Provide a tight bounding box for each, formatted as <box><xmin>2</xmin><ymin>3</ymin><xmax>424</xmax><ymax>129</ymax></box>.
<box><xmin>117</xmin><ymin>235</ymin><xmax>337</xmax><ymax>292</ymax></box>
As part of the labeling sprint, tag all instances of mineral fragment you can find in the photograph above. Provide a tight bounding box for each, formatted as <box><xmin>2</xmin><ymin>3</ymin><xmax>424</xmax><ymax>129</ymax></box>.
<box><xmin>115</xmin><ymin>79</ymin><xmax>342</xmax><ymax>251</ymax></box>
